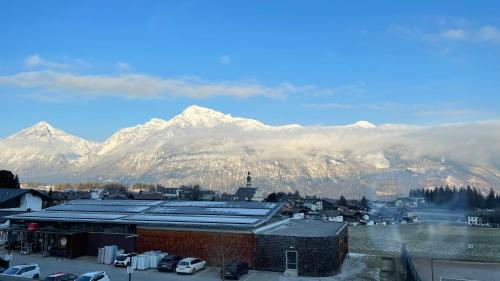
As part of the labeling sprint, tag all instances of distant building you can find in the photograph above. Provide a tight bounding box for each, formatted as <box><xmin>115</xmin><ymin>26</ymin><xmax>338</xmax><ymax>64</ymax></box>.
<box><xmin>234</xmin><ymin>172</ymin><xmax>265</xmax><ymax>201</ymax></box>
<box><xmin>162</xmin><ymin>188</ymin><xmax>179</xmax><ymax>199</ymax></box>
<box><xmin>0</xmin><ymin>188</ymin><xmax>48</xmax><ymax>212</ymax></box>
<box><xmin>467</xmin><ymin>210</ymin><xmax>500</xmax><ymax>227</ymax></box>
<box><xmin>131</xmin><ymin>192</ymin><xmax>164</xmax><ymax>200</ymax></box>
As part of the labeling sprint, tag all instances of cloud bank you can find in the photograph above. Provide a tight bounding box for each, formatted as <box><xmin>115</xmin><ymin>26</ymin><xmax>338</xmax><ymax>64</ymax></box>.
<box><xmin>0</xmin><ymin>70</ymin><xmax>334</xmax><ymax>100</ymax></box>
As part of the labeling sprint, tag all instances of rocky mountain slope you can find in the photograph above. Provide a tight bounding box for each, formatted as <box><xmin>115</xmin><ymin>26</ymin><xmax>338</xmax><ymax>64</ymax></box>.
<box><xmin>1</xmin><ymin>105</ymin><xmax>499</xmax><ymax>198</ymax></box>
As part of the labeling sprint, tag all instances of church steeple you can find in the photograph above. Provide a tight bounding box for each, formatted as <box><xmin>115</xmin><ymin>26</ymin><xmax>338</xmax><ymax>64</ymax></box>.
<box><xmin>246</xmin><ymin>171</ymin><xmax>252</xmax><ymax>187</ymax></box>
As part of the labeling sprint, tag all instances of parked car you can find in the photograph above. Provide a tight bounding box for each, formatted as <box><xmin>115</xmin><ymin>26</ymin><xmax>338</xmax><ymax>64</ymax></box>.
<box><xmin>44</xmin><ymin>272</ymin><xmax>78</xmax><ymax>281</ymax></box>
<box><xmin>157</xmin><ymin>255</ymin><xmax>182</xmax><ymax>272</ymax></box>
<box><xmin>113</xmin><ymin>253</ymin><xmax>136</xmax><ymax>267</ymax></box>
<box><xmin>74</xmin><ymin>271</ymin><xmax>110</xmax><ymax>281</ymax></box>
<box><xmin>0</xmin><ymin>257</ymin><xmax>9</xmax><ymax>273</ymax></box>
<box><xmin>175</xmin><ymin>257</ymin><xmax>206</xmax><ymax>274</ymax></box>
<box><xmin>2</xmin><ymin>264</ymin><xmax>40</xmax><ymax>279</ymax></box>
<box><xmin>221</xmin><ymin>261</ymin><xmax>249</xmax><ymax>280</ymax></box>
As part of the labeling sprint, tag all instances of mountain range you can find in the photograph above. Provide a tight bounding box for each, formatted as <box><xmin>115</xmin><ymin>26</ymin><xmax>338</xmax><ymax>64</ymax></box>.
<box><xmin>1</xmin><ymin>105</ymin><xmax>499</xmax><ymax>198</ymax></box>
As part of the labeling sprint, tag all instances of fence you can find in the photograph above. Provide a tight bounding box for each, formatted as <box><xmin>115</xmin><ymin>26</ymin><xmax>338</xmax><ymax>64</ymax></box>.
<box><xmin>401</xmin><ymin>243</ymin><xmax>422</xmax><ymax>281</ymax></box>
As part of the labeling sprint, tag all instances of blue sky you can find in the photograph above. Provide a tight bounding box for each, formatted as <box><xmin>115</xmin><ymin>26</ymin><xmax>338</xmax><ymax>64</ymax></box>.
<box><xmin>1</xmin><ymin>0</ymin><xmax>499</xmax><ymax>141</ymax></box>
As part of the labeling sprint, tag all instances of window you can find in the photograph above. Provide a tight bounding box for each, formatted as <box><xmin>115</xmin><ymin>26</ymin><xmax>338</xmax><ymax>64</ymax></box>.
<box><xmin>16</xmin><ymin>268</ymin><xmax>27</xmax><ymax>275</ymax></box>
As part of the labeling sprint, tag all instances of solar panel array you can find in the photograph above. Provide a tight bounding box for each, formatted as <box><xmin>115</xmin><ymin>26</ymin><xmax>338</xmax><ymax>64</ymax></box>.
<box><xmin>8</xmin><ymin>199</ymin><xmax>282</xmax><ymax>229</ymax></box>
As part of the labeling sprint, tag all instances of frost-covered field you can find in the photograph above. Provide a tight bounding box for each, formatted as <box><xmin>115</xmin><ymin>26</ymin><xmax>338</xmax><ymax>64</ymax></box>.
<box><xmin>349</xmin><ymin>223</ymin><xmax>500</xmax><ymax>262</ymax></box>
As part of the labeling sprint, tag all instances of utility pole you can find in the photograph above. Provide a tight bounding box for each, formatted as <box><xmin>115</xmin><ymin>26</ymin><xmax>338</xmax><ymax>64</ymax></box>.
<box><xmin>220</xmin><ymin>224</ymin><xmax>225</xmax><ymax>281</ymax></box>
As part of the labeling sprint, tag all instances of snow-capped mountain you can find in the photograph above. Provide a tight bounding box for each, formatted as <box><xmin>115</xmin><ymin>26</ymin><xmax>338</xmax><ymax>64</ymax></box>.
<box><xmin>1</xmin><ymin>106</ymin><xmax>499</xmax><ymax>198</ymax></box>
<box><xmin>8</xmin><ymin>121</ymin><xmax>98</xmax><ymax>155</ymax></box>
<box><xmin>0</xmin><ymin>121</ymin><xmax>98</xmax><ymax>178</ymax></box>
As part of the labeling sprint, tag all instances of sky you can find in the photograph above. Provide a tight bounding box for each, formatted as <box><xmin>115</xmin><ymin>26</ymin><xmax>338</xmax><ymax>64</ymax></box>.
<box><xmin>1</xmin><ymin>0</ymin><xmax>499</xmax><ymax>141</ymax></box>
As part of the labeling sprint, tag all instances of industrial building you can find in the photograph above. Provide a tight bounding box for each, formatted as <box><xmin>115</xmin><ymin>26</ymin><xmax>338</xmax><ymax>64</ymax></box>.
<box><xmin>6</xmin><ymin>199</ymin><xmax>348</xmax><ymax>277</ymax></box>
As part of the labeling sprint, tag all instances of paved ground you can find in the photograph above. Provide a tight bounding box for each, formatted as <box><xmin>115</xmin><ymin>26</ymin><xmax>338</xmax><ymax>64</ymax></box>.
<box><xmin>413</xmin><ymin>259</ymin><xmax>500</xmax><ymax>281</ymax></box>
<box><xmin>349</xmin><ymin>222</ymin><xmax>500</xmax><ymax>262</ymax></box>
<box><xmin>0</xmin><ymin>252</ymin><xmax>394</xmax><ymax>281</ymax></box>
<box><xmin>3</xmin><ymin>253</ymin><xmax>281</xmax><ymax>281</ymax></box>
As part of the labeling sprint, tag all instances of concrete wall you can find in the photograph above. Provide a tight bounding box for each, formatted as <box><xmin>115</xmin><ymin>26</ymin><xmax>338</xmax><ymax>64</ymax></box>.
<box><xmin>255</xmin><ymin>233</ymin><xmax>344</xmax><ymax>277</ymax></box>
<box><xmin>136</xmin><ymin>228</ymin><xmax>254</xmax><ymax>267</ymax></box>
<box><xmin>20</xmin><ymin>193</ymin><xmax>43</xmax><ymax>211</ymax></box>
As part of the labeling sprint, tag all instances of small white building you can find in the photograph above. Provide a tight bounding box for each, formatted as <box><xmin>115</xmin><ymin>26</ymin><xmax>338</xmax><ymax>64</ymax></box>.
<box><xmin>468</xmin><ymin>215</ymin><xmax>486</xmax><ymax>226</ymax></box>
<box><xmin>0</xmin><ymin>188</ymin><xmax>47</xmax><ymax>211</ymax></box>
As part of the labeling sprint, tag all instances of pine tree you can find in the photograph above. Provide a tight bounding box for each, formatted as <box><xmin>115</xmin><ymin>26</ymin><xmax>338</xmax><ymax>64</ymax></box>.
<box><xmin>339</xmin><ymin>196</ymin><xmax>347</xmax><ymax>206</ymax></box>
<box><xmin>486</xmin><ymin>188</ymin><xmax>496</xmax><ymax>209</ymax></box>
<box><xmin>361</xmin><ymin>196</ymin><xmax>368</xmax><ymax>207</ymax></box>
<box><xmin>0</xmin><ymin>170</ymin><xmax>20</xmax><ymax>188</ymax></box>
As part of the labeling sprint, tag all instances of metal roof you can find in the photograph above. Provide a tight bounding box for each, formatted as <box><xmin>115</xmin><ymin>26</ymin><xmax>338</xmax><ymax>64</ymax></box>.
<box><xmin>7</xmin><ymin>199</ymin><xmax>283</xmax><ymax>230</ymax></box>
<box><xmin>256</xmin><ymin>219</ymin><xmax>346</xmax><ymax>237</ymax></box>
<box><xmin>0</xmin><ymin>188</ymin><xmax>49</xmax><ymax>204</ymax></box>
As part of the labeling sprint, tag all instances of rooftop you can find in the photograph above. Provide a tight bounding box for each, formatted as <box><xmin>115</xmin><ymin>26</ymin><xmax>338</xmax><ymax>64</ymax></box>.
<box><xmin>7</xmin><ymin>199</ymin><xmax>283</xmax><ymax>230</ymax></box>
<box><xmin>0</xmin><ymin>188</ymin><xmax>49</xmax><ymax>204</ymax></box>
<box><xmin>257</xmin><ymin>219</ymin><xmax>346</xmax><ymax>237</ymax></box>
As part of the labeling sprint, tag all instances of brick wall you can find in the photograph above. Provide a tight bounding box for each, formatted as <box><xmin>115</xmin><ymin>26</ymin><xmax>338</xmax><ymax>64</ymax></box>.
<box><xmin>136</xmin><ymin>228</ymin><xmax>254</xmax><ymax>266</ymax></box>
<box><xmin>255</xmin><ymin>234</ymin><xmax>343</xmax><ymax>277</ymax></box>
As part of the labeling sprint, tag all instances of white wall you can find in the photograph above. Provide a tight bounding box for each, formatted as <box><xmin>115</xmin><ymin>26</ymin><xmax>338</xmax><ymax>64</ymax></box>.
<box><xmin>3</xmin><ymin>192</ymin><xmax>43</xmax><ymax>211</ymax></box>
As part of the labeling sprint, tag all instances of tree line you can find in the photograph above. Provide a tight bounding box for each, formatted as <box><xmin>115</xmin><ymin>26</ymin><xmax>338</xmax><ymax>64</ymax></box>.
<box><xmin>410</xmin><ymin>186</ymin><xmax>500</xmax><ymax>210</ymax></box>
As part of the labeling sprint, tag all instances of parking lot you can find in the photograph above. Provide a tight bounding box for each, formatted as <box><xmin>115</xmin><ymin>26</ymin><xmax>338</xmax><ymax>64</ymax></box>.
<box><xmin>0</xmin><ymin>251</ymin><xmax>396</xmax><ymax>281</ymax></box>
<box><xmin>2</xmin><ymin>252</ymin><xmax>282</xmax><ymax>281</ymax></box>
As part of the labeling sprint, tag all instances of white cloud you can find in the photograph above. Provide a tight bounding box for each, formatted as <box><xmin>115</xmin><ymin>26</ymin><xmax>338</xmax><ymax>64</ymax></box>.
<box><xmin>115</xmin><ymin>62</ymin><xmax>131</xmax><ymax>71</ymax></box>
<box><xmin>0</xmin><ymin>70</ymin><xmax>335</xmax><ymax>100</ymax></box>
<box><xmin>219</xmin><ymin>56</ymin><xmax>231</xmax><ymax>64</ymax></box>
<box><xmin>478</xmin><ymin>25</ymin><xmax>500</xmax><ymax>42</ymax></box>
<box><xmin>391</xmin><ymin>20</ymin><xmax>500</xmax><ymax>44</ymax></box>
<box><xmin>24</xmin><ymin>54</ymin><xmax>69</xmax><ymax>69</ymax></box>
<box><xmin>440</xmin><ymin>29</ymin><xmax>467</xmax><ymax>40</ymax></box>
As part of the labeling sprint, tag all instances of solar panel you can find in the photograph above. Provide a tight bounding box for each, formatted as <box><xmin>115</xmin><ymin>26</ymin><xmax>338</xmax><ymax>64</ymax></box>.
<box><xmin>7</xmin><ymin>200</ymin><xmax>282</xmax><ymax>228</ymax></box>
<box><xmin>14</xmin><ymin>211</ymin><xmax>126</xmax><ymax>220</ymax></box>
<box><xmin>47</xmin><ymin>204</ymin><xmax>150</xmax><ymax>213</ymax></box>
<box><xmin>160</xmin><ymin>200</ymin><xmax>277</xmax><ymax>209</ymax></box>
<box><xmin>68</xmin><ymin>200</ymin><xmax>163</xmax><ymax>206</ymax></box>
<box><xmin>148</xmin><ymin>206</ymin><xmax>271</xmax><ymax>216</ymax></box>
<box><xmin>121</xmin><ymin>214</ymin><xmax>261</xmax><ymax>225</ymax></box>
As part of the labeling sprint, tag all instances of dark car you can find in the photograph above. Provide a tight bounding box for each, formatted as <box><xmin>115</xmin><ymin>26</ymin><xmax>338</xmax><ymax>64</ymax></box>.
<box><xmin>221</xmin><ymin>261</ymin><xmax>249</xmax><ymax>280</ymax></box>
<box><xmin>0</xmin><ymin>257</ymin><xmax>9</xmax><ymax>273</ymax></box>
<box><xmin>157</xmin><ymin>255</ymin><xmax>183</xmax><ymax>272</ymax></box>
<box><xmin>44</xmin><ymin>272</ymin><xmax>78</xmax><ymax>281</ymax></box>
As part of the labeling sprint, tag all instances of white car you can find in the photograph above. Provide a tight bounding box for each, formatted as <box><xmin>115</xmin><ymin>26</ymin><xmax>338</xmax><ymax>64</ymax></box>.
<box><xmin>75</xmin><ymin>271</ymin><xmax>110</xmax><ymax>281</ymax></box>
<box><xmin>175</xmin><ymin>257</ymin><xmax>206</xmax><ymax>274</ymax></box>
<box><xmin>113</xmin><ymin>253</ymin><xmax>136</xmax><ymax>267</ymax></box>
<box><xmin>2</xmin><ymin>264</ymin><xmax>40</xmax><ymax>279</ymax></box>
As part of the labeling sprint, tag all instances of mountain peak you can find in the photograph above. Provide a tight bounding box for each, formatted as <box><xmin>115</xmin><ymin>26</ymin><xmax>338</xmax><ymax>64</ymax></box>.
<box><xmin>180</xmin><ymin>105</ymin><xmax>225</xmax><ymax>119</ymax></box>
<box><xmin>33</xmin><ymin>121</ymin><xmax>53</xmax><ymax>128</ymax></box>
<box><xmin>182</xmin><ymin>105</ymin><xmax>217</xmax><ymax>114</ymax></box>
<box><xmin>349</xmin><ymin>121</ymin><xmax>376</xmax><ymax>129</ymax></box>
<box><xmin>8</xmin><ymin>121</ymin><xmax>58</xmax><ymax>141</ymax></box>
<box><xmin>6</xmin><ymin>121</ymin><xmax>98</xmax><ymax>155</ymax></box>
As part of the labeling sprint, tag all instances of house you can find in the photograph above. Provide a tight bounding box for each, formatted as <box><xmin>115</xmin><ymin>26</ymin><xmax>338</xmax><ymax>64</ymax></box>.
<box><xmin>131</xmin><ymin>192</ymin><xmax>164</xmax><ymax>200</ymax></box>
<box><xmin>0</xmin><ymin>188</ymin><xmax>49</xmax><ymax>212</ymax></box>
<box><xmin>372</xmin><ymin>208</ymin><xmax>403</xmax><ymax>225</ymax></box>
<box><xmin>162</xmin><ymin>188</ymin><xmax>179</xmax><ymax>199</ymax></box>
<box><xmin>467</xmin><ymin>210</ymin><xmax>500</xmax><ymax>227</ymax></box>
<box><xmin>50</xmin><ymin>190</ymin><xmax>91</xmax><ymax>204</ymax></box>
<box><xmin>200</xmin><ymin>190</ymin><xmax>220</xmax><ymax>201</ymax></box>
<box><xmin>321</xmin><ymin>198</ymin><xmax>339</xmax><ymax>210</ymax></box>
<box><xmin>234</xmin><ymin>187</ymin><xmax>265</xmax><ymax>201</ymax></box>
